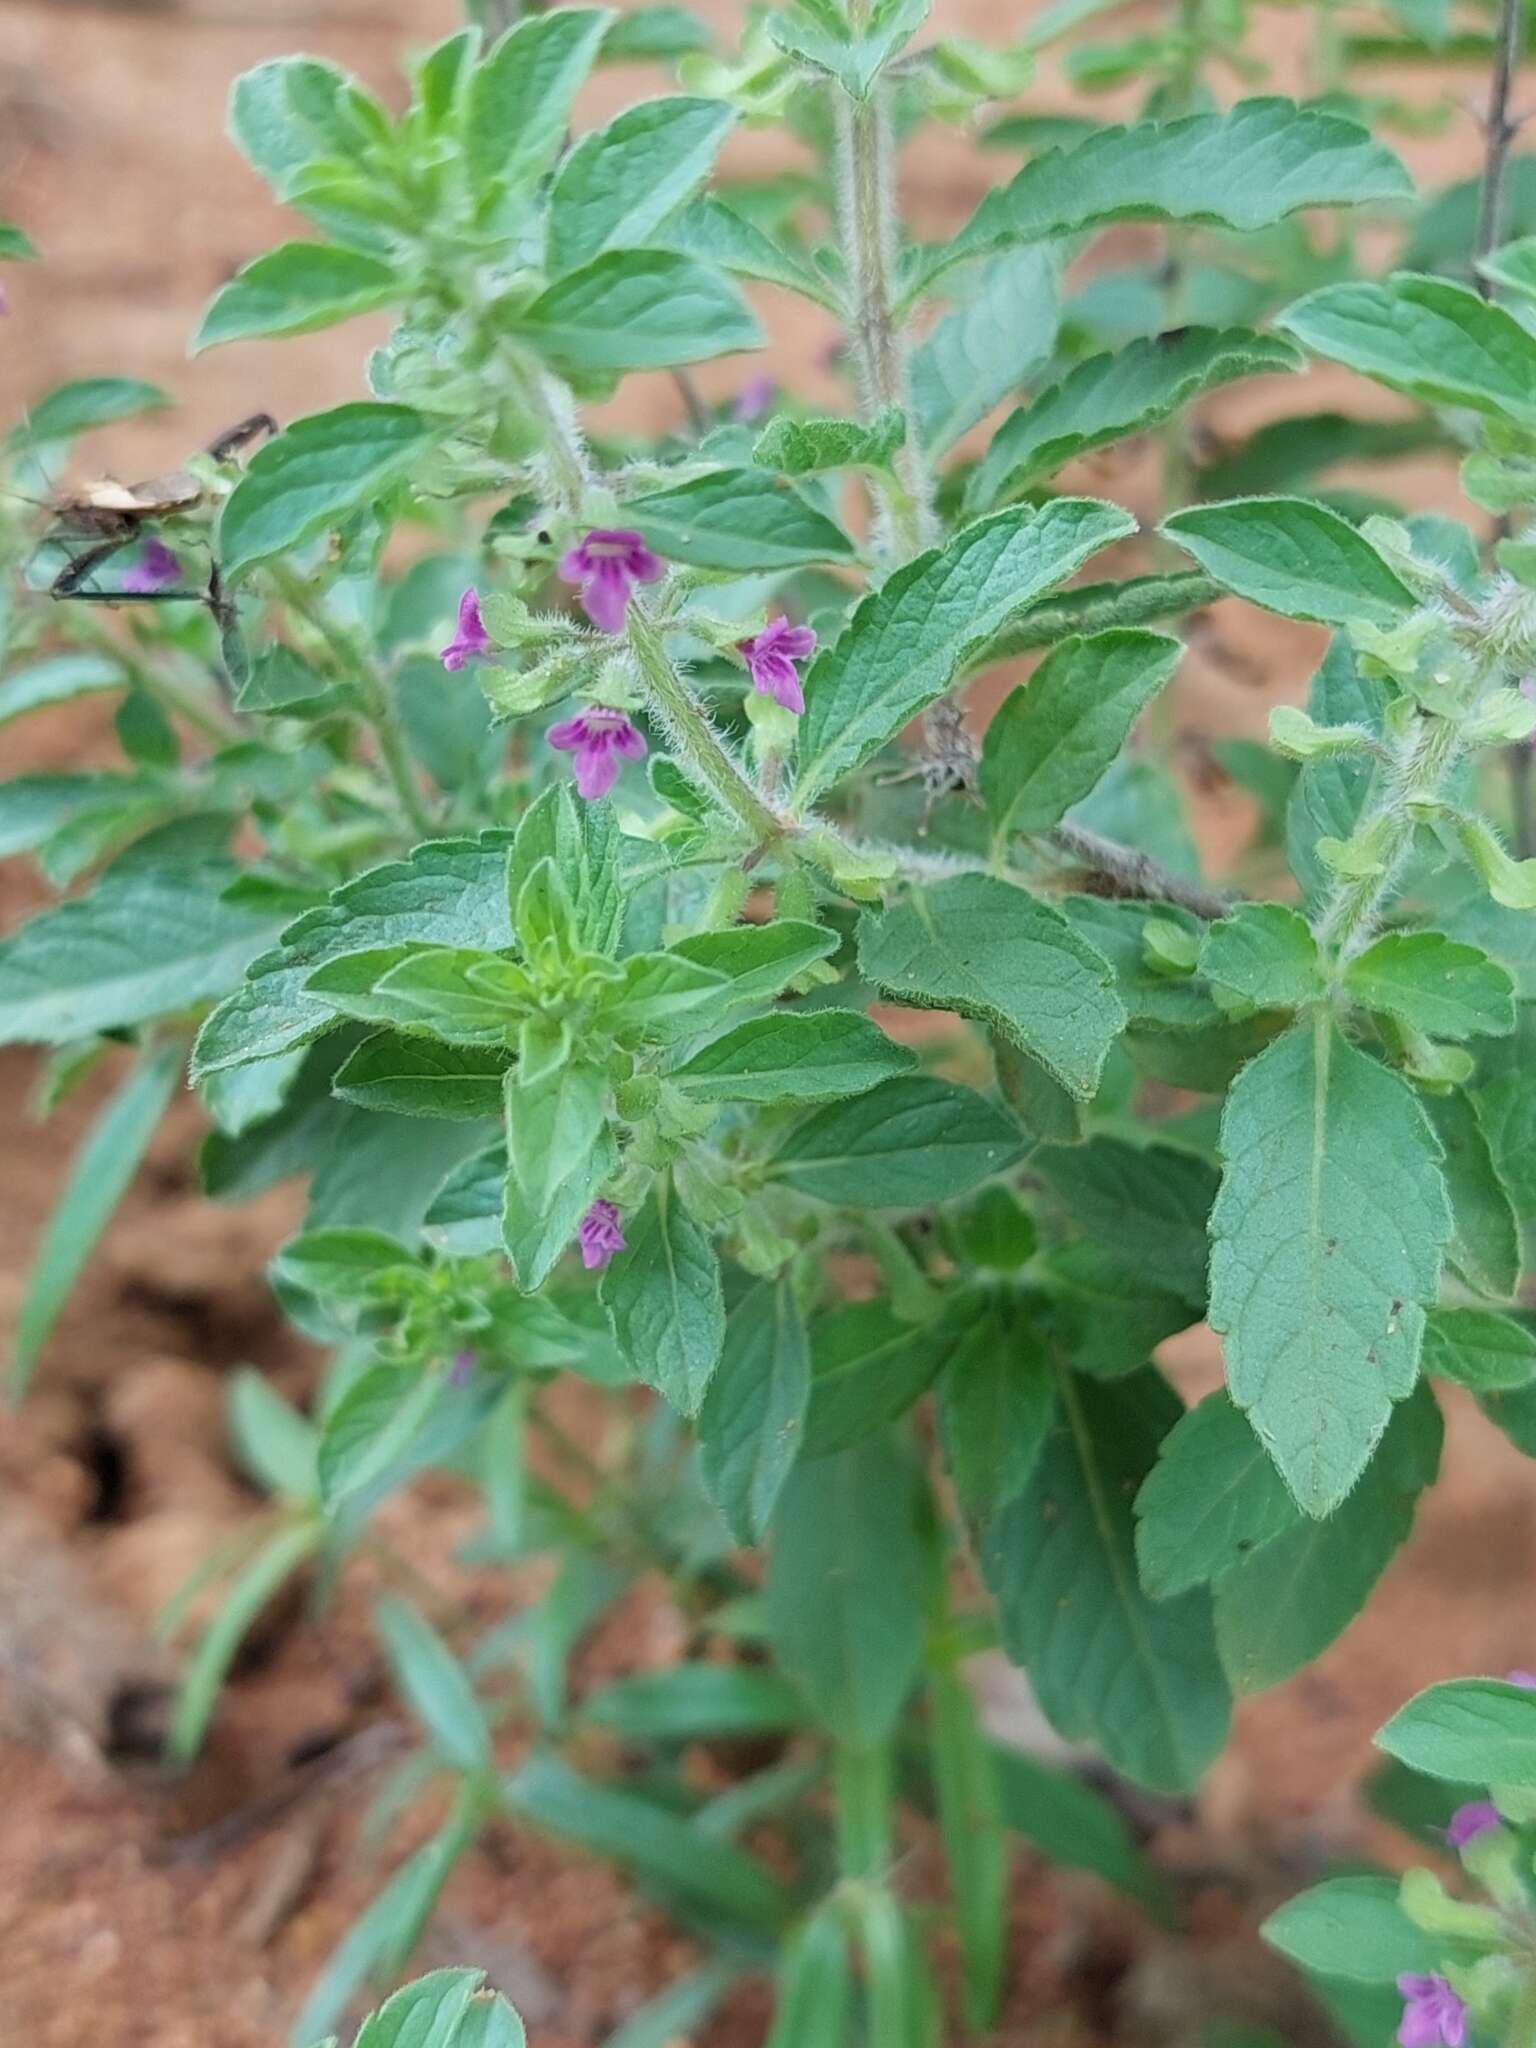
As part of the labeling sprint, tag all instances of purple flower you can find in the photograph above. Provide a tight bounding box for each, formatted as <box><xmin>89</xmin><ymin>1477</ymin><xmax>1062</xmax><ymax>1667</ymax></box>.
<box><xmin>442</xmin><ymin>588</ymin><xmax>491</xmax><ymax>671</ymax></box>
<box><xmin>548</xmin><ymin>706</ymin><xmax>646</xmax><ymax>800</ymax></box>
<box><xmin>1396</xmin><ymin>1974</ymin><xmax>1468</xmax><ymax>2048</ymax></box>
<box><xmin>558</xmin><ymin>528</ymin><xmax>663</xmax><ymax>634</ymax></box>
<box><xmin>578</xmin><ymin>1199</ymin><xmax>625</xmax><ymax>1271</ymax></box>
<box><xmin>739</xmin><ymin>616</ymin><xmax>817</xmax><ymax>715</ymax></box>
<box><xmin>1509</xmin><ymin>1669</ymin><xmax>1536</xmax><ymax>1688</ymax></box>
<box><xmin>1447</xmin><ymin>1799</ymin><xmax>1502</xmax><ymax>1848</ymax></box>
<box><xmin>121</xmin><ymin>539</ymin><xmax>182</xmax><ymax>595</ymax></box>
<box><xmin>731</xmin><ymin>375</ymin><xmax>776</xmax><ymax>423</ymax></box>
<box><xmin>448</xmin><ymin>1349</ymin><xmax>477</xmax><ymax>1388</ymax></box>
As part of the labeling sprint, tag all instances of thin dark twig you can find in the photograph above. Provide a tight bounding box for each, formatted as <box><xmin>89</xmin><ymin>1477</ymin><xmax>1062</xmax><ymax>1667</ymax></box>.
<box><xmin>670</xmin><ymin>370</ymin><xmax>710</xmax><ymax>439</ymax></box>
<box><xmin>1046</xmin><ymin>819</ymin><xmax>1237</xmax><ymax>921</ymax></box>
<box><xmin>1475</xmin><ymin>0</ymin><xmax>1526</xmax><ymax>283</ymax></box>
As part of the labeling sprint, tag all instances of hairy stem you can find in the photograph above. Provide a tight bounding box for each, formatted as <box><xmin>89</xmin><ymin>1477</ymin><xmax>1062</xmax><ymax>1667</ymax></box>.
<box><xmin>1317</xmin><ymin>712</ymin><xmax>1463</xmax><ymax>959</ymax></box>
<box><xmin>269</xmin><ymin>565</ymin><xmax>435</xmax><ymax>838</ymax></box>
<box><xmin>833</xmin><ymin>86</ymin><xmax>935</xmax><ymax>558</ymax></box>
<box><xmin>501</xmin><ymin>347</ymin><xmax>594</xmax><ymax>517</ymax></box>
<box><xmin>626</xmin><ymin>605</ymin><xmax>785</xmax><ymax>845</ymax></box>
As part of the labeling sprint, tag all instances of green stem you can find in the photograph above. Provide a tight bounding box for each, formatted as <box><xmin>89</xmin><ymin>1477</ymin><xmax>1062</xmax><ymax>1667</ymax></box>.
<box><xmin>1317</xmin><ymin>712</ymin><xmax>1463</xmax><ymax>959</ymax></box>
<box><xmin>81</xmin><ymin>618</ymin><xmax>239</xmax><ymax>743</ymax></box>
<box><xmin>269</xmin><ymin>564</ymin><xmax>435</xmax><ymax>838</ymax></box>
<box><xmin>500</xmin><ymin>346</ymin><xmax>593</xmax><ymax>518</ymax></box>
<box><xmin>832</xmin><ymin>86</ymin><xmax>934</xmax><ymax>559</ymax></box>
<box><xmin>833</xmin><ymin>1738</ymin><xmax>894</xmax><ymax>1879</ymax></box>
<box><xmin>626</xmin><ymin>605</ymin><xmax>785</xmax><ymax>845</ymax></box>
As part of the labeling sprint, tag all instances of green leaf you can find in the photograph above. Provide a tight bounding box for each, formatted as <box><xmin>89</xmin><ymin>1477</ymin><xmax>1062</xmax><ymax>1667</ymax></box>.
<box><xmin>911</xmin><ymin>245</ymin><xmax>1059</xmax><ymax>454</ymax></box>
<box><xmin>1199</xmin><ymin>903</ymin><xmax>1325</xmax><ymax>1014</ymax></box>
<box><xmin>763</xmin><ymin>1911</ymin><xmax>853</xmax><ymax>2048</ymax></box>
<box><xmin>980</xmin><ymin>630</ymin><xmax>1181</xmax><ymax>840</ymax></box>
<box><xmin>1160</xmin><ymin>497</ymin><xmax>1415</xmax><ymax>627</ymax></box>
<box><xmin>1036</xmin><ymin>1138</ymin><xmax>1217</xmax><ymax>1304</ymax></box>
<box><xmin>503</xmin><ymin>1061</ymin><xmax>613</xmax><ymax>1292</ymax></box>
<box><xmin>0</xmin><ymin>219</ymin><xmax>37</xmax><ymax>261</ymax></box>
<box><xmin>624</xmin><ymin>467</ymin><xmax>855</xmax><ymax>570</ymax></box>
<box><xmin>1422</xmin><ymin>1306</ymin><xmax>1536</xmax><ymax>1390</ymax></box>
<box><xmin>229</xmin><ymin>56</ymin><xmax>365</xmax><ymax>198</ymax></box>
<box><xmin>169</xmin><ymin>1519</ymin><xmax>321</xmax><ymax>1760</ymax></box>
<box><xmin>220</xmin><ymin>403</ymin><xmax>438</xmax><ymax>580</ymax></box>
<box><xmin>600</xmin><ymin>1969</ymin><xmax>732</xmax><ymax>2048</ymax></box>
<box><xmin>752</xmin><ymin>408</ymin><xmax>905</xmax><ymax>476</ymax></box>
<box><xmin>938</xmin><ymin>1300</ymin><xmax>1055</xmax><ymax>1522</ymax></box>
<box><xmin>1378</xmin><ymin>1677</ymin><xmax>1536</xmax><ymax>1782</ymax></box>
<box><xmin>14</xmin><ymin>376</ymin><xmax>170</xmax><ymax>446</ymax></box>
<box><xmin>697</xmin><ymin>1281</ymin><xmax>810</xmax><ymax>1543</ymax></box>
<box><xmin>672</xmin><ymin>1009</ymin><xmax>916</xmax><ymax>1103</ymax></box>
<box><xmin>765</xmin><ymin>1434</ymin><xmax>923</xmax><ymax>1743</ymax></box>
<box><xmin>969</xmin><ymin>327</ymin><xmax>1302</xmax><ymax>509</ymax></box>
<box><xmin>1474</xmin><ymin>1070</ymin><xmax>1536</xmax><ymax>1218</ymax></box>
<box><xmin>0</xmin><ymin>860</ymin><xmax>281</xmax><ymax>1047</ymax></box>
<box><xmin>1134</xmin><ymin>1391</ymin><xmax>1297</xmax><ymax>1600</ymax></box>
<box><xmin>655</xmin><ymin>195</ymin><xmax>837</xmax><ymax>310</ymax></box>
<box><xmin>990</xmin><ymin>1745</ymin><xmax>1170</xmax><ymax>1915</ymax></box>
<box><xmin>353</xmin><ymin>1972</ymin><xmax>485</xmax><ymax>2048</ymax></box>
<box><xmin>1213</xmin><ymin>1384</ymin><xmax>1441</xmax><ymax>1691</ymax></box>
<box><xmin>547</xmin><ymin>96</ymin><xmax>734</xmax><ymax>273</ymax></box>
<box><xmin>1286</xmin><ymin>637</ymin><xmax>1388</xmax><ymax>908</ymax></box>
<box><xmin>513</xmin><ymin>250</ymin><xmax>761</xmax><ymax>372</ymax></box>
<box><xmin>858</xmin><ymin>875</ymin><xmax>1123</xmax><ymax>1098</ymax></box>
<box><xmin>503</xmin><ymin>1752</ymin><xmax>787</xmax><ymax>1932</ymax></box>
<box><xmin>286</xmin><ymin>1802</ymin><xmax>481</xmax><ymax>2044</ymax></box>
<box><xmin>802</xmin><ymin>1299</ymin><xmax>959</xmax><ymax>1455</ymax></box>
<box><xmin>667</xmin><ymin>919</ymin><xmax>838</xmax><ymax>1005</ymax></box>
<box><xmin>1422</xmin><ymin>1088</ymin><xmax>1521</xmax><ymax>1301</ymax></box>
<box><xmin>193</xmin><ymin>242</ymin><xmax>398</xmax><ymax>352</ymax></box>
<box><xmin>583</xmin><ymin>1663</ymin><xmax>803</xmax><ymax>1740</ymax></box>
<box><xmin>1262</xmin><ymin>1877</ymin><xmax>1441</xmax><ymax>1985</ymax></box>
<box><xmin>0</xmin><ymin>653</ymin><xmax>124</xmax><ymax>727</ymax></box>
<box><xmin>274</xmin><ymin>1227</ymin><xmax>414</xmax><ymax>1305</ymax></box>
<box><xmin>600</xmin><ymin>1176</ymin><xmax>724</xmax><ymax>1414</ymax></box>
<box><xmin>794</xmin><ymin>497</ymin><xmax>1135</xmax><ymax>804</ymax></box>
<box><xmin>770</xmin><ymin>1075</ymin><xmax>1026</xmax><ymax>1207</ymax></box>
<box><xmin>12</xmin><ymin>1044</ymin><xmax>180</xmax><ymax>1398</ymax></box>
<box><xmin>226</xmin><ymin>1370</ymin><xmax>318</xmax><ymax>1499</ymax></box>
<box><xmin>981</xmin><ymin>1368</ymin><xmax>1231</xmax><ymax>1791</ymax></box>
<box><xmin>464</xmin><ymin>9</ymin><xmax>614</xmax><ymax>200</ymax></box>
<box><xmin>946</xmin><ymin>98</ymin><xmax>1411</xmax><ymax>278</ymax></box>
<box><xmin>317</xmin><ymin>1363</ymin><xmax>443</xmax><ymax>1511</ymax></box>
<box><xmin>768</xmin><ymin>0</ymin><xmax>928</xmax><ymax>97</ymax></box>
<box><xmin>1210</xmin><ymin>1020</ymin><xmax>1452</xmax><ymax>1515</ymax></box>
<box><xmin>375</xmin><ymin>1595</ymin><xmax>492</xmax><ymax>1775</ymax></box>
<box><xmin>1280</xmin><ymin>273</ymin><xmax>1536</xmax><ymax>431</ymax></box>
<box><xmin>331</xmin><ymin>1032</ymin><xmax>510</xmax><ymax>1119</ymax></box>
<box><xmin>1343</xmin><ymin>932</ymin><xmax>1517</xmax><ymax>1041</ymax></box>
<box><xmin>194</xmin><ymin>837</ymin><xmax>513</xmax><ymax>1076</ymax></box>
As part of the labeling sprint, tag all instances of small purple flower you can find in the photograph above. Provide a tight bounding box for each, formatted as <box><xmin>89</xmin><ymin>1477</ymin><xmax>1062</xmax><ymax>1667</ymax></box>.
<box><xmin>548</xmin><ymin>706</ymin><xmax>646</xmax><ymax>800</ymax></box>
<box><xmin>448</xmin><ymin>1349</ymin><xmax>477</xmax><ymax>1388</ymax></box>
<box><xmin>121</xmin><ymin>539</ymin><xmax>182</xmax><ymax>595</ymax></box>
<box><xmin>558</xmin><ymin>528</ymin><xmax>663</xmax><ymax>635</ymax></box>
<box><xmin>738</xmin><ymin>616</ymin><xmax>817</xmax><ymax>716</ymax></box>
<box><xmin>731</xmin><ymin>375</ymin><xmax>776</xmax><ymax>423</ymax></box>
<box><xmin>442</xmin><ymin>588</ymin><xmax>491</xmax><ymax>671</ymax></box>
<box><xmin>1396</xmin><ymin>1974</ymin><xmax>1468</xmax><ymax>2048</ymax></box>
<box><xmin>1447</xmin><ymin>1799</ymin><xmax>1502</xmax><ymax>1848</ymax></box>
<box><xmin>578</xmin><ymin>1199</ymin><xmax>625</xmax><ymax>1271</ymax></box>
<box><xmin>1508</xmin><ymin>1669</ymin><xmax>1536</xmax><ymax>1688</ymax></box>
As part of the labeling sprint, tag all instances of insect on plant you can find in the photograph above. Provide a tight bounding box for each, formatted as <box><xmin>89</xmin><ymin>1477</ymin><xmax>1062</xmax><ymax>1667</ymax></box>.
<box><xmin>3</xmin><ymin>0</ymin><xmax>1536</xmax><ymax>2040</ymax></box>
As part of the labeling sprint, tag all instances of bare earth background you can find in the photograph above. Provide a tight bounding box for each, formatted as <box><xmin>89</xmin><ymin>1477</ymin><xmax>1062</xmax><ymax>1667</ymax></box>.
<box><xmin>0</xmin><ymin>1</ymin><xmax>1532</xmax><ymax>2042</ymax></box>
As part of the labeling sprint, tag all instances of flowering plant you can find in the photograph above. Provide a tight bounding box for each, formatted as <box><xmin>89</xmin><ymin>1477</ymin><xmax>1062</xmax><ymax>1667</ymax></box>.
<box><xmin>4</xmin><ymin>0</ymin><xmax>1536</xmax><ymax>2036</ymax></box>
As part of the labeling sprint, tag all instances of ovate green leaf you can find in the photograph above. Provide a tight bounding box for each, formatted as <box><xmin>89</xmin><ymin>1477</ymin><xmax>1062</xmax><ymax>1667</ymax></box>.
<box><xmin>220</xmin><ymin>403</ymin><xmax>438</xmax><ymax>579</ymax></box>
<box><xmin>1134</xmin><ymin>1390</ymin><xmax>1297</xmax><ymax>1599</ymax></box>
<box><xmin>600</xmin><ymin>1175</ymin><xmax>724</xmax><ymax>1414</ymax></box>
<box><xmin>1161</xmin><ymin>497</ymin><xmax>1415</xmax><ymax>627</ymax></box>
<box><xmin>794</xmin><ymin>497</ymin><xmax>1135</xmax><ymax>804</ymax></box>
<box><xmin>1209</xmin><ymin>1020</ymin><xmax>1452</xmax><ymax>1515</ymax></box>
<box><xmin>857</xmin><ymin>874</ymin><xmax>1124</xmax><ymax>1097</ymax></box>
<box><xmin>1343</xmin><ymin>931</ymin><xmax>1517</xmax><ymax>1041</ymax></box>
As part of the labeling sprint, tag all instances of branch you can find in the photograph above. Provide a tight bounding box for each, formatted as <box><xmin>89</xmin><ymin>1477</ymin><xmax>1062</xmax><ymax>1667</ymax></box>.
<box><xmin>1475</xmin><ymin>0</ymin><xmax>1526</xmax><ymax>281</ymax></box>
<box><xmin>1044</xmin><ymin>820</ymin><xmax>1236</xmax><ymax>921</ymax></box>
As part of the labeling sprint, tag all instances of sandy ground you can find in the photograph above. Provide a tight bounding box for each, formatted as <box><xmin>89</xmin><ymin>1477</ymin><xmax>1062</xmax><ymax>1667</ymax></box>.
<box><xmin>0</xmin><ymin>0</ymin><xmax>1532</xmax><ymax>2042</ymax></box>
